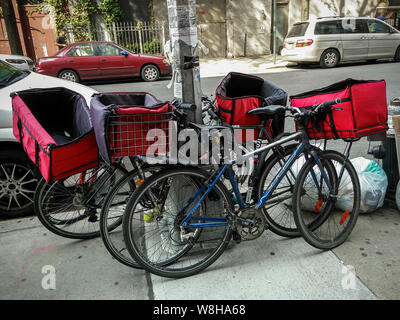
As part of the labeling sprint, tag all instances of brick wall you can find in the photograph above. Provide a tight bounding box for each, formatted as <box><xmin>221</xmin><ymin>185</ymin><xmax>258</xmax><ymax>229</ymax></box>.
<box><xmin>0</xmin><ymin>3</ymin><xmax>58</xmax><ymax>60</ymax></box>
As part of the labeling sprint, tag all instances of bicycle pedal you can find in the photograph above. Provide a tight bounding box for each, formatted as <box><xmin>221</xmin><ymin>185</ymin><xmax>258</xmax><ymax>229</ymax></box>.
<box><xmin>232</xmin><ymin>231</ymin><xmax>242</xmax><ymax>244</ymax></box>
<box><xmin>88</xmin><ymin>215</ymin><xmax>98</xmax><ymax>223</ymax></box>
<box><xmin>207</xmin><ymin>190</ymin><xmax>221</xmax><ymax>201</ymax></box>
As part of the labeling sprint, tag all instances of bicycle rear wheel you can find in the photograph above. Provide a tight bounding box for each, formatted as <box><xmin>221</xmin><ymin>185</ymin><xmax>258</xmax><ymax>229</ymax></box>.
<box><xmin>35</xmin><ymin>164</ymin><xmax>126</xmax><ymax>239</ymax></box>
<box><xmin>293</xmin><ymin>150</ymin><xmax>360</xmax><ymax>250</ymax></box>
<box><xmin>122</xmin><ymin>167</ymin><xmax>233</xmax><ymax>278</ymax></box>
<box><xmin>256</xmin><ymin>144</ymin><xmax>323</xmax><ymax>238</ymax></box>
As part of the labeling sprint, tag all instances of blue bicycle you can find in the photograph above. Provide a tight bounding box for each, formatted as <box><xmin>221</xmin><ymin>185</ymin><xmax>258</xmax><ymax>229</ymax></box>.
<box><xmin>122</xmin><ymin>100</ymin><xmax>361</xmax><ymax>278</ymax></box>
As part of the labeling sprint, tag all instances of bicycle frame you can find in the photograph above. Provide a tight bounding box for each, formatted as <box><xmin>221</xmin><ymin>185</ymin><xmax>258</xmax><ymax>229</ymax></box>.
<box><xmin>81</xmin><ymin>157</ymin><xmax>146</xmax><ymax>208</ymax></box>
<box><xmin>179</xmin><ymin>131</ymin><xmax>334</xmax><ymax>229</ymax></box>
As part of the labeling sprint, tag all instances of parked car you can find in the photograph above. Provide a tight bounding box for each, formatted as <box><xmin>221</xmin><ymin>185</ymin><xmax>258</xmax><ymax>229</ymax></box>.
<box><xmin>281</xmin><ymin>16</ymin><xmax>400</xmax><ymax>68</ymax></box>
<box><xmin>0</xmin><ymin>60</ymin><xmax>97</xmax><ymax>219</ymax></box>
<box><xmin>0</xmin><ymin>54</ymin><xmax>34</xmax><ymax>71</ymax></box>
<box><xmin>35</xmin><ymin>41</ymin><xmax>172</xmax><ymax>83</ymax></box>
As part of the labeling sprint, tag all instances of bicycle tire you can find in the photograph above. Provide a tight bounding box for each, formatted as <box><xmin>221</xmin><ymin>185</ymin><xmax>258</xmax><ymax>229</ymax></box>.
<box><xmin>256</xmin><ymin>144</ymin><xmax>325</xmax><ymax>238</ymax></box>
<box><xmin>293</xmin><ymin>150</ymin><xmax>361</xmax><ymax>250</ymax></box>
<box><xmin>35</xmin><ymin>164</ymin><xmax>127</xmax><ymax>240</ymax></box>
<box><xmin>123</xmin><ymin>167</ymin><xmax>233</xmax><ymax>278</ymax></box>
<box><xmin>100</xmin><ymin>165</ymin><xmax>162</xmax><ymax>268</ymax></box>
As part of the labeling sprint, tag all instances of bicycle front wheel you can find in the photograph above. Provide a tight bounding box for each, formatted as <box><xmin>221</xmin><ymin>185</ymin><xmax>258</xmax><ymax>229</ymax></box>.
<box><xmin>293</xmin><ymin>150</ymin><xmax>360</xmax><ymax>250</ymax></box>
<box><xmin>100</xmin><ymin>165</ymin><xmax>161</xmax><ymax>268</ymax></box>
<box><xmin>123</xmin><ymin>167</ymin><xmax>233</xmax><ymax>278</ymax></box>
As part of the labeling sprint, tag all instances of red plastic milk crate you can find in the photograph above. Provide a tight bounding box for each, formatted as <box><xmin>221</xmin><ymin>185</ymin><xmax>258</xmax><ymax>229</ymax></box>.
<box><xmin>290</xmin><ymin>79</ymin><xmax>388</xmax><ymax>140</ymax></box>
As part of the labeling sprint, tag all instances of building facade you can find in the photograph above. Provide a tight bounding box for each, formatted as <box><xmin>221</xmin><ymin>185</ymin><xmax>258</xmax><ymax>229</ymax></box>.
<box><xmin>0</xmin><ymin>1</ymin><xmax>58</xmax><ymax>59</ymax></box>
<box><xmin>153</xmin><ymin>0</ymin><xmax>388</xmax><ymax>58</ymax></box>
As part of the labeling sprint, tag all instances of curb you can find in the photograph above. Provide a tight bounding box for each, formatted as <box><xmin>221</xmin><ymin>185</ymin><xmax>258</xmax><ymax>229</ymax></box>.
<box><xmin>198</xmin><ymin>57</ymin><xmax>292</xmax><ymax>78</ymax></box>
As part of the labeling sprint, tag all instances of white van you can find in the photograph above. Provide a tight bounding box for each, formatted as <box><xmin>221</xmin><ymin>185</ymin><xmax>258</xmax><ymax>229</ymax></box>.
<box><xmin>281</xmin><ymin>16</ymin><xmax>400</xmax><ymax>68</ymax></box>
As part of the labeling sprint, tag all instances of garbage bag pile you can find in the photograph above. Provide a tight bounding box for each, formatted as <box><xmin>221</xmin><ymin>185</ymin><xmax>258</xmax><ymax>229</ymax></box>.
<box><xmin>283</xmin><ymin>156</ymin><xmax>388</xmax><ymax>214</ymax></box>
<box><xmin>337</xmin><ymin>157</ymin><xmax>388</xmax><ymax>213</ymax></box>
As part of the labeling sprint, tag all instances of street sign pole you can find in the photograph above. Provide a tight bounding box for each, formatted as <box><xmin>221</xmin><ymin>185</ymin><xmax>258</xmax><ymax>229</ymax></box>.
<box><xmin>167</xmin><ymin>0</ymin><xmax>202</xmax><ymax>123</ymax></box>
<box><xmin>273</xmin><ymin>0</ymin><xmax>277</xmax><ymax>64</ymax></box>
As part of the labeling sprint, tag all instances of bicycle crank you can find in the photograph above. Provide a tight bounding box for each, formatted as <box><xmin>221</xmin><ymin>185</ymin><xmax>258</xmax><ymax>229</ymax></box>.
<box><xmin>236</xmin><ymin>208</ymin><xmax>267</xmax><ymax>240</ymax></box>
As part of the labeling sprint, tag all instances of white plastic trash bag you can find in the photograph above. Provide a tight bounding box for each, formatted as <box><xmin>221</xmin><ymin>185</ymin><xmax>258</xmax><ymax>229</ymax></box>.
<box><xmin>336</xmin><ymin>157</ymin><xmax>388</xmax><ymax>213</ymax></box>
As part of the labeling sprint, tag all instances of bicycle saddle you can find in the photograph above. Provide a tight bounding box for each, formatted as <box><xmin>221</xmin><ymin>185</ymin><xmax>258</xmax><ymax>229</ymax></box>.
<box><xmin>247</xmin><ymin>105</ymin><xmax>286</xmax><ymax>119</ymax></box>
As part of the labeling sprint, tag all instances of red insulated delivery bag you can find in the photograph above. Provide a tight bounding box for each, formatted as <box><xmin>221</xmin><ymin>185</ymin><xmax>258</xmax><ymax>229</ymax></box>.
<box><xmin>216</xmin><ymin>72</ymin><xmax>287</xmax><ymax>141</ymax></box>
<box><xmin>11</xmin><ymin>88</ymin><xmax>99</xmax><ymax>182</ymax></box>
<box><xmin>290</xmin><ymin>79</ymin><xmax>388</xmax><ymax>140</ymax></box>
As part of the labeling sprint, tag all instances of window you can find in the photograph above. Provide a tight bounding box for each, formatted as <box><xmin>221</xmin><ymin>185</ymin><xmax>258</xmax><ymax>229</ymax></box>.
<box><xmin>342</xmin><ymin>19</ymin><xmax>367</xmax><ymax>34</ymax></box>
<box><xmin>367</xmin><ymin>20</ymin><xmax>391</xmax><ymax>33</ymax></box>
<box><xmin>67</xmin><ymin>44</ymin><xmax>95</xmax><ymax>57</ymax></box>
<box><xmin>0</xmin><ymin>61</ymin><xmax>27</xmax><ymax>88</ymax></box>
<box><xmin>96</xmin><ymin>43</ymin><xmax>122</xmax><ymax>56</ymax></box>
<box><xmin>287</xmin><ymin>23</ymin><xmax>309</xmax><ymax>37</ymax></box>
<box><xmin>315</xmin><ymin>21</ymin><xmax>342</xmax><ymax>35</ymax></box>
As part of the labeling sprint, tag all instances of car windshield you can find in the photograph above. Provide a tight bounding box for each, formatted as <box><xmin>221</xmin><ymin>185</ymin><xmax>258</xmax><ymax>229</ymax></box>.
<box><xmin>287</xmin><ymin>22</ymin><xmax>309</xmax><ymax>37</ymax></box>
<box><xmin>0</xmin><ymin>61</ymin><xmax>29</xmax><ymax>88</ymax></box>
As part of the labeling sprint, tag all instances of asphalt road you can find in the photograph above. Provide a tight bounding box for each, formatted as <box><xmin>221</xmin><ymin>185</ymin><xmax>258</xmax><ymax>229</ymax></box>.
<box><xmin>89</xmin><ymin>59</ymin><xmax>400</xmax><ymax>103</ymax></box>
<box><xmin>1</xmin><ymin>60</ymin><xmax>400</xmax><ymax>301</ymax></box>
<box><xmin>90</xmin><ymin>58</ymin><xmax>400</xmax><ymax>162</ymax></box>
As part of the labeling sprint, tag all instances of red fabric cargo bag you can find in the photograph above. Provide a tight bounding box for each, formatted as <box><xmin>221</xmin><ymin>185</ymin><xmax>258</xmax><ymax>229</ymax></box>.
<box><xmin>12</xmin><ymin>88</ymin><xmax>99</xmax><ymax>182</ymax></box>
<box><xmin>290</xmin><ymin>79</ymin><xmax>388</xmax><ymax>140</ymax></box>
<box><xmin>215</xmin><ymin>72</ymin><xmax>287</xmax><ymax>141</ymax></box>
<box><xmin>90</xmin><ymin>92</ymin><xmax>173</xmax><ymax>165</ymax></box>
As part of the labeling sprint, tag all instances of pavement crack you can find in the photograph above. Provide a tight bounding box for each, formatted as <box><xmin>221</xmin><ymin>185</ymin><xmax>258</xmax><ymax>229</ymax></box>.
<box><xmin>145</xmin><ymin>270</ymin><xmax>155</xmax><ymax>300</ymax></box>
<box><xmin>0</xmin><ymin>225</ymin><xmax>43</xmax><ymax>234</ymax></box>
<box><xmin>331</xmin><ymin>249</ymin><xmax>380</xmax><ymax>299</ymax></box>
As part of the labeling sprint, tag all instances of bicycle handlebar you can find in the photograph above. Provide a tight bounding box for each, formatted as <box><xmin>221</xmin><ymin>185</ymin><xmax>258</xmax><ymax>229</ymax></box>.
<box><xmin>314</xmin><ymin>98</ymin><xmax>342</xmax><ymax>113</ymax></box>
<box><xmin>172</xmin><ymin>95</ymin><xmax>220</xmax><ymax>123</ymax></box>
<box><xmin>177</xmin><ymin>103</ymin><xmax>197</xmax><ymax>111</ymax></box>
<box><xmin>286</xmin><ymin>98</ymin><xmax>342</xmax><ymax>117</ymax></box>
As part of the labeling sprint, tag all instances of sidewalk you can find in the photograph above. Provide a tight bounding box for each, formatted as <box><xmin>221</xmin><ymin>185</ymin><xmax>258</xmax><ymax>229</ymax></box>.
<box><xmin>199</xmin><ymin>54</ymin><xmax>292</xmax><ymax>78</ymax></box>
<box><xmin>0</xmin><ymin>215</ymin><xmax>378</xmax><ymax>300</ymax></box>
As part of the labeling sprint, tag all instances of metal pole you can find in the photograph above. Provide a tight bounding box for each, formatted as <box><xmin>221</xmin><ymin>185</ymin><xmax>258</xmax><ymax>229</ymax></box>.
<box><xmin>167</xmin><ymin>0</ymin><xmax>202</xmax><ymax>123</ymax></box>
<box><xmin>273</xmin><ymin>0</ymin><xmax>277</xmax><ymax>64</ymax></box>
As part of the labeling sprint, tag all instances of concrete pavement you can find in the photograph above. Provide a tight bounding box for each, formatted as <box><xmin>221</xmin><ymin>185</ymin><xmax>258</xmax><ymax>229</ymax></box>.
<box><xmin>0</xmin><ymin>213</ymin><xmax>378</xmax><ymax>300</ymax></box>
<box><xmin>199</xmin><ymin>55</ymin><xmax>292</xmax><ymax>78</ymax></box>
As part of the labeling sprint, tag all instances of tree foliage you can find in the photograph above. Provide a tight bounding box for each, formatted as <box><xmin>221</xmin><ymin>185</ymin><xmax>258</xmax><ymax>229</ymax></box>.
<box><xmin>40</xmin><ymin>0</ymin><xmax>123</xmax><ymax>34</ymax></box>
<box><xmin>99</xmin><ymin>0</ymin><xmax>123</xmax><ymax>25</ymax></box>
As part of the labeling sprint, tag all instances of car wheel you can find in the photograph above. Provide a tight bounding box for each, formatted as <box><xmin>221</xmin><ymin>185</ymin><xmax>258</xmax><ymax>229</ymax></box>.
<box><xmin>58</xmin><ymin>69</ymin><xmax>80</xmax><ymax>83</ymax></box>
<box><xmin>141</xmin><ymin>65</ymin><xmax>160</xmax><ymax>82</ymax></box>
<box><xmin>395</xmin><ymin>46</ymin><xmax>400</xmax><ymax>62</ymax></box>
<box><xmin>320</xmin><ymin>49</ymin><xmax>340</xmax><ymax>68</ymax></box>
<box><xmin>0</xmin><ymin>150</ymin><xmax>39</xmax><ymax>219</ymax></box>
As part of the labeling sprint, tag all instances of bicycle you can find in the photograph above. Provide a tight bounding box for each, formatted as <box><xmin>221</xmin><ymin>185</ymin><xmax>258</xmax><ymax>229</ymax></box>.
<box><xmin>203</xmin><ymin>94</ymin><xmax>321</xmax><ymax>238</ymax></box>
<box><xmin>33</xmin><ymin>90</ymin><xmax>186</xmax><ymax>241</ymax></box>
<box><xmin>98</xmin><ymin>101</ymin><xmax>213</xmax><ymax>268</ymax></box>
<box><xmin>98</xmin><ymin>94</ymin><xmax>315</xmax><ymax>268</ymax></box>
<box><xmin>121</xmin><ymin>99</ymin><xmax>361</xmax><ymax>278</ymax></box>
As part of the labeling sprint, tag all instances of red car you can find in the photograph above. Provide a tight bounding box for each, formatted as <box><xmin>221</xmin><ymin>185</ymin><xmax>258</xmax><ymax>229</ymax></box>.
<box><xmin>35</xmin><ymin>41</ymin><xmax>172</xmax><ymax>82</ymax></box>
